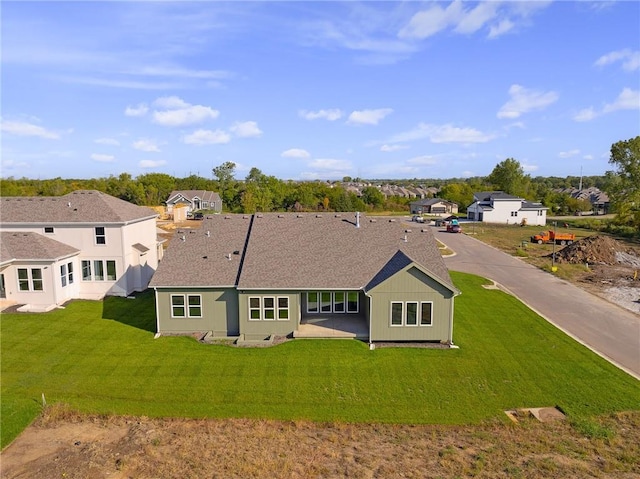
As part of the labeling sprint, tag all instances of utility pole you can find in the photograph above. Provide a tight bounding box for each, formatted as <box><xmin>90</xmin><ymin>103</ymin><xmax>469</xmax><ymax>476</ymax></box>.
<box><xmin>551</xmin><ymin>221</ymin><xmax>557</xmax><ymax>271</ymax></box>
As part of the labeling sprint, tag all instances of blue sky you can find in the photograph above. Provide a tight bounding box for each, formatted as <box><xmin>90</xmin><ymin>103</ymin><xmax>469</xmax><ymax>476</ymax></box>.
<box><xmin>1</xmin><ymin>1</ymin><xmax>639</xmax><ymax>181</ymax></box>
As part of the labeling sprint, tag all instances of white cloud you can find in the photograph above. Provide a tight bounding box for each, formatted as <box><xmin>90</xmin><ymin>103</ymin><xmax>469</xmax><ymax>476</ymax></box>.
<box><xmin>132</xmin><ymin>138</ymin><xmax>161</xmax><ymax>152</ymax></box>
<box><xmin>299</xmin><ymin>109</ymin><xmax>343</xmax><ymax>121</ymax></box>
<box><xmin>380</xmin><ymin>144</ymin><xmax>409</xmax><ymax>152</ymax></box>
<box><xmin>1</xmin><ymin>119</ymin><xmax>60</xmax><ymax>139</ymax></box>
<box><xmin>91</xmin><ymin>153</ymin><xmax>115</xmax><ymax>162</ymax></box>
<box><xmin>461</xmin><ymin>170</ymin><xmax>475</xmax><ymax>178</ymax></box>
<box><xmin>308</xmin><ymin>158</ymin><xmax>352</xmax><ymax>172</ymax></box>
<box><xmin>94</xmin><ymin>137</ymin><xmax>120</xmax><ymax>146</ymax></box>
<box><xmin>497</xmin><ymin>84</ymin><xmax>558</xmax><ymax>119</ymax></box>
<box><xmin>573</xmin><ymin>107</ymin><xmax>597</xmax><ymax>122</ymax></box>
<box><xmin>398</xmin><ymin>1</ymin><xmax>549</xmax><ymax>40</ymax></box>
<box><xmin>521</xmin><ymin>163</ymin><xmax>538</xmax><ymax>172</ymax></box>
<box><xmin>153</xmin><ymin>96</ymin><xmax>190</xmax><ymax>109</ymax></box>
<box><xmin>182</xmin><ymin>129</ymin><xmax>231</xmax><ymax>145</ymax></box>
<box><xmin>125</xmin><ymin>104</ymin><xmax>149</xmax><ymax>117</ymax></box>
<box><xmin>595</xmin><ymin>49</ymin><xmax>640</xmax><ymax>72</ymax></box>
<box><xmin>575</xmin><ymin>88</ymin><xmax>640</xmax><ymax>122</ymax></box>
<box><xmin>139</xmin><ymin>159</ymin><xmax>167</xmax><ymax>169</ymax></box>
<box><xmin>347</xmin><ymin>108</ymin><xmax>393</xmax><ymax>125</ymax></box>
<box><xmin>389</xmin><ymin>123</ymin><xmax>494</xmax><ymax>144</ymax></box>
<box><xmin>558</xmin><ymin>149</ymin><xmax>580</xmax><ymax>159</ymax></box>
<box><xmin>281</xmin><ymin>148</ymin><xmax>311</xmax><ymax>159</ymax></box>
<box><xmin>583</xmin><ymin>154</ymin><xmax>594</xmax><ymax>161</ymax></box>
<box><xmin>152</xmin><ymin>96</ymin><xmax>219</xmax><ymax>127</ymax></box>
<box><xmin>603</xmin><ymin>88</ymin><xmax>640</xmax><ymax>113</ymax></box>
<box><xmin>230</xmin><ymin>121</ymin><xmax>262</xmax><ymax>138</ymax></box>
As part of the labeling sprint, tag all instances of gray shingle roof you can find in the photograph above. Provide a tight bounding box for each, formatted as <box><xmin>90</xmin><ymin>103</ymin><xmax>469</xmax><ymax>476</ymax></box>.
<box><xmin>149</xmin><ymin>215</ymin><xmax>251</xmax><ymax>288</ymax></box>
<box><xmin>166</xmin><ymin>190</ymin><xmax>221</xmax><ymax>204</ymax></box>
<box><xmin>151</xmin><ymin>213</ymin><xmax>456</xmax><ymax>292</ymax></box>
<box><xmin>1</xmin><ymin>232</ymin><xmax>80</xmax><ymax>264</ymax></box>
<box><xmin>0</xmin><ymin>190</ymin><xmax>158</xmax><ymax>224</ymax></box>
<box><xmin>474</xmin><ymin>191</ymin><xmax>522</xmax><ymax>202</ymax></box>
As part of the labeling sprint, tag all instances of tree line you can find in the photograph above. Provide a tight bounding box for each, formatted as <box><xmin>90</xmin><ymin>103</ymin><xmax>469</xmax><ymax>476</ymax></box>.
<box><xmin>1</xmin><ymin>137</ymin><xmax>637</xmax><ymax>230</ymax></box>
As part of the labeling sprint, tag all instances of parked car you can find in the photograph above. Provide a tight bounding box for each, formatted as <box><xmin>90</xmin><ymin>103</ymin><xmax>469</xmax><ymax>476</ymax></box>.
<box><xmin>193</xmin><ymin>212</ymin><xmax>204</xmax><ymax>220</ymax></box>
<box><xmin>447</xmin><ymin>224</ymin><xmax>462</xmax><ymax>233</ymax></box>
<box><xmin>412</xmin><ymin>215</ymin><xmax>425</xmax><ymax>223</ymax></box>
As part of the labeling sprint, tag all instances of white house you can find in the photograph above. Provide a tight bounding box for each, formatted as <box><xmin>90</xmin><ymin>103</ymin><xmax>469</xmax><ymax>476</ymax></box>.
<box><xmin>0</xmin><ymin>190</ymin><xmax>163</xmax><ymax>311</ymax></box>
<box><xmin>466</xmin><ymin>191</ymin><xmax>547</xmax><ymax>226</ymax></box>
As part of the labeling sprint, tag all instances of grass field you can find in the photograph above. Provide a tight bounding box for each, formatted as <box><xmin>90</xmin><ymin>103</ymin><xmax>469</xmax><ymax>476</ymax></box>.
<box><xmin>1</xmin><ymin>272</ymin><xmax>639</xmax><ymax>449</ymax></box>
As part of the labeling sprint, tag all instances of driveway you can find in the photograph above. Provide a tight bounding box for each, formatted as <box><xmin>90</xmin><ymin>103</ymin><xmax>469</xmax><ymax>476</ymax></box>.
<box><xmin>432</xmin><ymin>226</ymin><xmax>640</xmax><ymax>379</ymax></box>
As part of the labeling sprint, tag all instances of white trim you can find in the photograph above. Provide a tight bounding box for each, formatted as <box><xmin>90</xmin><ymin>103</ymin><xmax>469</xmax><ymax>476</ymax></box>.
<box><xmin>263</xmin><ymin>296</ymin><xmax>276</xmax><ymax>320</ymax></box>
<box><xmin>277</xmin><ymin>296</ymin><xmax>290</xmax><ymax>321</ymax></box>
<box><xmin>187</xmin><ymin>294</ymin><xmax>203</xmax><ymax>318</ymax></box>
<box><xmin>249</xmin><ymin>296</ymin><xmax>261</xmax><ymax>320</ymax></box>
<box><xmin>170</xmin><ymin>293</ymin><xmax>202</xmax><ymax>318</ymax></box>
<box><xmin>420</xmin><ymin>301</ymin><xmax>433</xmax><ymax>327</ymax></box>
<box><xmin>347</xmin><ymin>291</ymin><xmax>359</xmax><ymax>313</ymax></box>
<box><xmin>170</xmin><ymin>294</ymin><xmax>186</xmax><ymax>318</ymax></box>
<box><xmin>406</xmin><ymin>301</ymin><xmax>419</xmax><ymax>327</ymax></box>
<box><xmin>390</xmin><ymin>301</ymin><xmax>403</xmax><ymax>326</ymax></box>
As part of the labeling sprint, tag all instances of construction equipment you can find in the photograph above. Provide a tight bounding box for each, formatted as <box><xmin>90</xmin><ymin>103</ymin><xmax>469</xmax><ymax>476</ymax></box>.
<box><xmin>530</xmin><ymin>230</ymin><xmax>575</xmax><ymax>245</ymax></box>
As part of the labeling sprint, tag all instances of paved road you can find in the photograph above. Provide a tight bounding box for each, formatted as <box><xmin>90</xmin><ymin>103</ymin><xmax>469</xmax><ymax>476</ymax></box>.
<box><xmin>432</xmin><ymin>226</ymin><xmax>640</xmax><ymax>379</ymax></box>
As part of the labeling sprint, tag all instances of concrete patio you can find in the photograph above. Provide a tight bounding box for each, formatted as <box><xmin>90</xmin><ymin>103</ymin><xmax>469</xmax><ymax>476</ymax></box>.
<box><xmin>294</xmin><ymin>314</ymin><xmax>368</xmax><ymax>339</ymax></box>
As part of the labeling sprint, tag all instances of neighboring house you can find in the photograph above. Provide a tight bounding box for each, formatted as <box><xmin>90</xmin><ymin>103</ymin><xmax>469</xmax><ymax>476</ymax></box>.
<box><xmin>150</xmin><ymin>213</ymin><xmax>460</xmax><ymax>344</ymax></box>
<box><xmin>557</xmin><ymin>187</ymin><xmax>610</xmax><ymax>215</ymax></box>
<box><xmin>0</xmin><ymin>190</ymin><xmax>162</xmax><ymax>311</ymax></box>
<box><xmin>410</xmin><ymin>198</ymin><xmax>459</xmax><ymax>216</ymax></box>
<box><xmin>165</xmin><ymin>190</ymin><xmax>222</xmax><ymax>215</ymax></box>
<box><xmin>466</xmin><ymin>191</ymin><xmax>547</xmax><ymax>226</ymax></box>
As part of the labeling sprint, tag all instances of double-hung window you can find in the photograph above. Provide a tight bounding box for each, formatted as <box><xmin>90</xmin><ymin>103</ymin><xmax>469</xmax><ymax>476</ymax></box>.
<box><xmin>171</xmin><ymin>294</ymin><xmax>202</xmax><ymax>318</ymax></box>
<box><xmin>95</xmin><ymin>227</ymin><xmax>106</xmax><ymax>245</ymax></box>
<box><xmin>60</xmin><ymin>263</ymin><xmax>74</xmax><ymax>287</ymax></box>
<box><xmin>249</xmin><ymin>296</ymin><xmax>289</xmax><ymax>321</ymax></box>
<box><xmin>17</xmin><ymin>268</ymin><xmax>43</xmax><ymax>291</ymax></box>
<box><xmin>82</xmin><ymin>261</ymin><xmax>92</xmax><ymax>281</ymax></box>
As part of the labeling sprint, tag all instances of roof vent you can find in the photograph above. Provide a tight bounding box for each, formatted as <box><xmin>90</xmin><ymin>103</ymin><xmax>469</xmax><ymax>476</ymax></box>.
<box><xmin>67</xmin><ymin>202</ymin><xmax>71</xmax><ymax>208</ymax></box>
<box><xmin>181</xmin><ymin>235</ymin><xmax>186</xmax><ymax>242</ymax></box>
<box><xmin>297</xmin><ymin>214</ymin><xmax>303</xmax><ymax>218</ymax></box>
<box><xmin>405</xmin><ymin>229</ymin><xmax>412</xmax><ymax>233</ymax></box>
<box><xmin>316</xmin><ymin>214</ymin><xmax>322</xmax><ymax>218</ymax></box>
<box><xmin>335</xmin><ymin>214</ymin><xmax>341</xmax><ymax>218</ymax></box>
<box><xmin>243</xmin><ymin>215</ymin><xmax>249</xmax><ymax>219</ymax></box>
<box><xmin>206</xmin><ymin>230</ymin><xmax>210</xmax><ymax>237</ymax></box>
<box><xmin>278</xmin><ymin>214</ymin><xmax>284</xmax><ymax>218</ymax></box>
<box><xmin>389</xmin><ymin>219</ymin><xmax>396</xmax><ymax>222</ymax></box>
<box><xmin>355</xmin><ymin>212</ymin><xmax>360</xmax><ymax>228</ymax></box>
<box><xmin>224</xmin><ymin>215</ymin><xmax>231</xmax><ymax>219</ymax></box>
<box><xmin>403</xmin><ymin>234</ymin><xmax>408</xmax><ymax>243</ymax></box>
<box><xmin>233</xmin><ymin>250</ymin><xmax>240</xmax><ymax>255</ymax></box>
<box><xmin>257</xmin><ymin>214</ymin><xmax>263</xmax><ymax>218</ymax></box>
<box><xmin>369</xmin><ymin>219</ymin><xmax>377</xmax><ymax>223</ymax></box>
<box><xmin>226</xmin><ymin>253</ymin><xmax>232</xmax><ymax>260</ymax></box>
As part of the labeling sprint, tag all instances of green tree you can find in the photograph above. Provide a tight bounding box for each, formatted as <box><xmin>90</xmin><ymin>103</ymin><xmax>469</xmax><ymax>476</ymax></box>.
<box><xmin>608</xmin><ymin>136</ymin><xmax>640</xmax><ymax>228</ymax></box>
<box><xmin>213</xmin><ymin>162</ymin><xmax>238</xmax><ymax>211</ymax></box>
<box><xmin>361</xmin><ymin>186</ymin><xmax>385</xmax><ymax>209</ymax></box>
<box><xmin>487</xmin><ymin>158</ymin><xmax>531</xmax><ymax>197</ymax></box>
<box><xmin>439</xmin><ymin>183</ymin><xmax>473</xmax><ymax>210</ymax></box>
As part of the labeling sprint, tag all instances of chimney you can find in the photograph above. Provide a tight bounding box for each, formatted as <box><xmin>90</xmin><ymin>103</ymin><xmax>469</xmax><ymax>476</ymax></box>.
<box><xmin>356</xmin><ymin>211</ymin><xmax>360</xmax><ymax>228</ymax></box>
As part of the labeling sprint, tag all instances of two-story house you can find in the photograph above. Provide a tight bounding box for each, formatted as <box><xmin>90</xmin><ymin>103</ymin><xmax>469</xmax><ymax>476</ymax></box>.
<box><xmin>0</xmin><ymin>190</ymin><xmax>162</xmax><ymax>311</ymax></box>
<box><xmin>466</xmin><ymin>191</ymin><xmax>547</xmax><ymax>226</ymax></box>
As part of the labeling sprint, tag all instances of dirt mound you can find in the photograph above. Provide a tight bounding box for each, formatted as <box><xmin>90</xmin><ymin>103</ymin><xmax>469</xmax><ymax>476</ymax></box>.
<box><xmin>552</xmin><ymin>235</ymin><xmax>624</xmax><ymax>265</ymax></box>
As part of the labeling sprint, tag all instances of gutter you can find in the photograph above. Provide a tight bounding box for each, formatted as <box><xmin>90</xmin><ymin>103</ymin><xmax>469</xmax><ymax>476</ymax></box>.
<box><xmin>364</xmin><ymin>290</ymin><xmax>373</xmax><ymax>349</ymax></box>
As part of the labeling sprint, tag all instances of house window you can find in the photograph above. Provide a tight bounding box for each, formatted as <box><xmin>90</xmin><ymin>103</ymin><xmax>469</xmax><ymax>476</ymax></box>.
<box><xmin>170</xmin><ymin>294</ymin><xmax>201</xmax><ymax>318</ymax></box>
<box><xmin>82</xmin><ymin>261</ymin><xmax>92</xmax><ymax>281</ymax></box>
<box><xmin>420</xmin><ymin>302</ymin><xmax>433</xmax><ymax>326</ymax></box>
<box><xmin>94</xmin><ymin>260</ymin><xmax>104</xmax><ymax>280</ymax></box>
<box><xmin>188</xmin><ymin>295</ymin><xmax>202</xmax><ymax>318</ymax></box>
<box><xmin>307</xmin><ymin>291</ymin><xmax>359</xmax><ymax>314</ymax></box>
<box><xmin>321</xmin><ymin>292</ymin><xmax>332</xmax><ymax>313</ymax></box>
<box><xmin>347</xmin><ymin>292</ymin><xmax>359</xmax><ymax>313</ymax></box>
<box><xmin>44</xmin><ymin>226</ymin><xmax>54</xmax><ymax>234</ymax></box>
<box><xmin>390</xmin><ymin>302</ymin><xmax>403</xmax><ymax>326</ymax></box>
<box><xmin>86</xmin><ymin>260</ymin><xmax>117</xmax><ymax>281</ymax></box>
<box><xmin>278</xmin><ymin>297</ymin><xmax>289</xmax><ymax>320</ymax></box>
<box><xmin>18</xmin><ymin>268</ymin><xmax>43</xmax><ymax>292</ymax></box>
<box><xmin>61</xmin><ymin>264</ymin><xmax>68</xmax><ymax>287</ymax></box>
<box><xmin>510</xmin><ymin>211</ymin><xmax>518</xmax><ymax>217</ymax></box>
<box><xmin>263</xmin><ymin>297</ymin><xmax>276</xmax><ymax>320</ymax></box>
<box><xmin>334</xmin><ymin>292</ymin><xmax>345</xmax><ymax>313</ymax></box>
<box><xmin>171</xmin><ymin>295</ymin><xmax>186</xmax><ymax>317</ymax></box>
<box><xmin>391</xmin><ymin>301</ymin><xmax>434</xmax><ymax>326</ymax></box>
<box><xmin>68</xmin><ymin>263</ymin><xmax>74</xmax><ymax>284</ymax></box>
<box><xmin>95</xmin><ymin>226</ymin><xmax>106</xmax><ymax>245</ymax></box>
<box><xmin>249</xmin><ymin>297</ymin><xmax>261</xmax><ymax>320</ymax></box>
<box><xmin>307</xmin><ymin>292</ymin><xmax>318</xmax><ymax>313</ymax></box>
<box><xmin>406</xmin><ymin>302</ymin><xmax>418</xmax><ymax>326</ymax></box>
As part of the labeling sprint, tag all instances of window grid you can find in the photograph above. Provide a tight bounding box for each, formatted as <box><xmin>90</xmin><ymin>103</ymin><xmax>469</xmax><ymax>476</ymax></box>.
<box><xmin>17</xmin><ymin>268</ymin><xmax>43</xmax><ymax>292</ymax></box>
<box><xmin>390</xmin><ymin>301</ymin><xmax>433</xmax><ymax>327</ymax></box>
<box><xmin>249</xmin><ymin>296</ymin><xmax>290</xmax><ymax>321</ymax></box>
<box><xmin>95</xmin><ymin>226</ymin><xmax>106</xmax><ymax>245</ymax></box>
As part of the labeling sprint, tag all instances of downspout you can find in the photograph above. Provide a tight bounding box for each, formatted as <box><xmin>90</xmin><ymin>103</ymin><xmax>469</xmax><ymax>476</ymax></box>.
<box><xmin>364</xmin><ymin>290</ymin><xmax>373</xmax><ymax>350</ymax></box>
<box><xmin>449</xmin><ymin>291</ymin><xmax>460</xmax><ymax>349</ymax></box>
<box><xmin>153</xmin><ymin>287</ymin><xmax>161</xmax><ymax>339</ymax></box>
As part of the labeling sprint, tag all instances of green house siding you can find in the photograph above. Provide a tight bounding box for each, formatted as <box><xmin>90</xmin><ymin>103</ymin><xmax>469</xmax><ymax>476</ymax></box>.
<box><xmin>238</xmin><ymin>290</ymin><xmax>301</xmax><ymax>340</ymax></box>
<box><xmin>156</xmin><ymin>288</ymin><xmax>239</xmax><ymax>336</ymax></box>
<box><xmin>368</xmin><ymin>266</ymin><xmax>454</xmax><ymax>342</ymax></box>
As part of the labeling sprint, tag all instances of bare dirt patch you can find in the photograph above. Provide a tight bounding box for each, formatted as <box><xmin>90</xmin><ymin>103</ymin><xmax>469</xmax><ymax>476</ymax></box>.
<box><xmin>2</xmin><ymin>408</ymin><xmax>639</xmax><ymax>479</ymax></box>
<box><xmin>551</xmin><ymin>235</ymin><xmax>640</xmax><ymax>314</ymax></box>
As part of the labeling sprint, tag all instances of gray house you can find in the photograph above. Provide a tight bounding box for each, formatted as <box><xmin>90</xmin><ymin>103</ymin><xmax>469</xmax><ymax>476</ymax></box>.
<box><xmin>410</xmin><ymin>198</ymin><xmax>459</xmax><ymax>216</ymax></box>
<box><xmin>165</xmin><ymin>190</ymin><xmax>222</xmax><ymax>215</ymax></box>
<box><xmin>150</xmin><ymin>213</ymin><xmax>460</xmax><ymax>344</ymax></box>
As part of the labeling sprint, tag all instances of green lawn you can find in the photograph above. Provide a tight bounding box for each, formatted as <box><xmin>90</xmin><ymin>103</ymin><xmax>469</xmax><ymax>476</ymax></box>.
<box><xmin>2</xmin><ymin>272</ymin><xmax>639</xmax><ymax>448</ymax></box>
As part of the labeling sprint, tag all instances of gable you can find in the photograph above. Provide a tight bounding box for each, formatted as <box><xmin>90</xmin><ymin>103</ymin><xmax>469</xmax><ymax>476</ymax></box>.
<box><xmin>367</xmin><ymin>260</ymin><xmax>458</xmax><ymax>298</ymax></box>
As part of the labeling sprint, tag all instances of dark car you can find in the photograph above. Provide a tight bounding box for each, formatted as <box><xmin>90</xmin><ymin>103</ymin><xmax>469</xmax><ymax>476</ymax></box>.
<box><xmin>193</xmin><ymin>212</ymin><xmax>204</xmax><ymax>220</ymax></box>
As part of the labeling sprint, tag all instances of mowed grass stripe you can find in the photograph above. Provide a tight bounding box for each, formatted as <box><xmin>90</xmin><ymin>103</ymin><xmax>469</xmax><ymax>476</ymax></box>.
<box><xmin>2</xmin><ymin>272</ymin><xmax>638</xmax><ymax>448</ymax></box>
